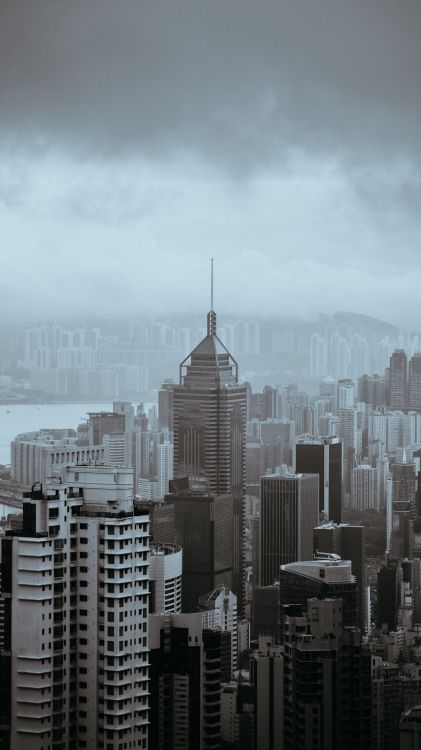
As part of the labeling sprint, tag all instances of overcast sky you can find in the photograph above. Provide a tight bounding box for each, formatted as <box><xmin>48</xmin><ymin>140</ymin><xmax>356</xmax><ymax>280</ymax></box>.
<box><xmin>1</xmin><ymin>0</ymin><xmax>421</xmax><ymax>327</ymax></box>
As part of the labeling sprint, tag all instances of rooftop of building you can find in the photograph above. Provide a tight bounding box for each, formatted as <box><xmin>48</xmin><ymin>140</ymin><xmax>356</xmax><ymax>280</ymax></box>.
<box><xmin>281</xmin><ymin>558</ymin><xmax>355</xmax><ymax>583</ymax></box>
<box><xmin>150</xmin><ymin>542</ymin><xmax>182</xmax><ymax>556</ymax></box>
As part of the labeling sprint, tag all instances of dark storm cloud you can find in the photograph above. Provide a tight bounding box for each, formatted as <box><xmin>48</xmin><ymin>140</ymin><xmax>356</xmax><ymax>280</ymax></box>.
<box><xmin>1</xmin><ymin>0</ymin><xmax>421</xmax><ymax>167</ymax></box>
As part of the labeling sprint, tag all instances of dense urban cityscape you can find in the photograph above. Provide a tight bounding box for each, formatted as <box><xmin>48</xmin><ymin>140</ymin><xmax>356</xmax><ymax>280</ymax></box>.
<box><xmin>2</xmin><ymin>0</ymin><xmax>421</xmax><ymax>748</ymax></box>
<box><xmin>1</xmin><ymin>300</ymin><xmax>421</xmax><ymax>748</ymax></box>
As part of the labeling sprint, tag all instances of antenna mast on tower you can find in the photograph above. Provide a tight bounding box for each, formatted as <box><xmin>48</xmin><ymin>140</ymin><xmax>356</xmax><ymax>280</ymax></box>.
<box><xmin>211</xmin><ymin>257</ymin><xmax>214</xmax><ymax>312</ymax></box>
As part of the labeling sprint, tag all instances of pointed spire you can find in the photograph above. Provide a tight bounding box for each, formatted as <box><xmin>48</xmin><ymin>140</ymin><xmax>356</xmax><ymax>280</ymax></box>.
<box><xmin>207</xmin><ymin>257</ymin><xmax>216</xmax><ymax>336</ymax></box>
<box><xmin>211</xmin><ymin>256</ymin><xmax>214</xmax><ymax>312</ymax></box>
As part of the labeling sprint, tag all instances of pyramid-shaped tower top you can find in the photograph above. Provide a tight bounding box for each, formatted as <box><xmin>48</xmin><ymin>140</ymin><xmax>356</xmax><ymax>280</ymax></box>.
<box><xmin>179</xmin><ymin>259</ymin><xmax>238</xmax><ymax>387</ymax></box>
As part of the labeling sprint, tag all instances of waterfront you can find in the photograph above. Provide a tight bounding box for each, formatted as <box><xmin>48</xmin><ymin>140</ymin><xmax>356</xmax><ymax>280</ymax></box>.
<box><xmin>0</xmin><ymin>402</ymin><xmax>121</xmax><ymax>465</ymax></box>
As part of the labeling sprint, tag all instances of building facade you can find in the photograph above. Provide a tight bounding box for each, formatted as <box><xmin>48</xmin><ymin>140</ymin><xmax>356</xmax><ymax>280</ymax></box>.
<box><xmin>0</xmin><ymin>465</ymin><xmax>149</xmax><ymax>750</ymax></box>
<box><xmin>259</xmin><ymin>473</ymin><xmax>319</xmax><ymax>587</ymax></box>
<box><xmin>173</xmin><ymin>308</ymin><xmax>247</xmax><ymax>611</ymax></box>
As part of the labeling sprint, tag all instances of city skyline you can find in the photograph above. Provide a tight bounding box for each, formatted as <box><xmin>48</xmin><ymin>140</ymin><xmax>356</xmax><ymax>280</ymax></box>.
<box><xmin>2</xmin><ymin>3</ymin><xmax>421</xmax><ymax>747</ymax></box>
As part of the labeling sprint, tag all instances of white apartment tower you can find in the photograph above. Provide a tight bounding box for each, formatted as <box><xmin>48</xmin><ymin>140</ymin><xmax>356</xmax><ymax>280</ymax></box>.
<box><xmin>0</xmin><ymin>465</ymin><xmax>149</xmax><ymax>750</ymax></box>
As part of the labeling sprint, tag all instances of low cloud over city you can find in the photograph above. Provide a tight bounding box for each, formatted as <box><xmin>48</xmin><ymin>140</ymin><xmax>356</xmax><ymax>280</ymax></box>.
<box><xmin>1</xmin><ymin>0</ymin><xmax>421</xmax><ymax>325</ymax></box>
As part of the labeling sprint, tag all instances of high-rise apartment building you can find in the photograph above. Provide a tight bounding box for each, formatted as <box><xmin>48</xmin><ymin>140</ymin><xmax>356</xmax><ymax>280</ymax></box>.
<box><xmin>338</xmin><ymin>378</ymin><xmax>355</xmax><ymax>410</ymax></box>
<box><xmin>338</xmin><ymin>408</ymin><xmax>358</xmax><ymax>491</ymax></box>
<box><xmin>351</xmin><ymin>464</ymin><xmax>380</xmax><ymax>511</ymax></box>
<box><xmin>259</xmin><ymin>473</ymin><xmax>319</xmax><ymax>586</ymax></box>
<box><xmin>295</xmin><ymin>437</ymin><xmax>342</xmax><ymax>522</ymax></box>
<box><xmin>0</xmin><ymin>466</ymin><xmax>149</xmax><ymax>750</ymax></box>
<box><xmin>173</xmin><ymin>306</ymin><xmax>247</xmax><ymax>610</ymax></box>
<box><xmin>389</xmin><ymin>350</ymin><xmax>407</xmax><ymax>410</ymax></box>
<box><xmin>157</xmin><ymin>440</ymin><xmax>173</xmax><ymax>498</ymax></box>
<box><xmin>408</xmin><ymin>353</ymin><xmax>421</xmax><ymax>410</ymax></box>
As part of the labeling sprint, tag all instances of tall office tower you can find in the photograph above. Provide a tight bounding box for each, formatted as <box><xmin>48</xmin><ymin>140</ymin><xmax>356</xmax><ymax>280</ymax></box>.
<box><xmin>149</xmin><ymin>542</ymin><xmax>182</xmax><ymax>614</ymax></box>
<box><xmin>391</xmin><ymin>459</ymin><xmax>416</xmax><ymax>557</ymax></box>
<box><xmin>0</xmin><ymin>466</ymin><xmax>149</xmax><ymax>750</ymax></box>
<box><xmin>158</xmin><ymin>378</ymin><xmax>175</xmax><ymax>431</ymax></box>
<box><xmin>283</xmin><ymin>598</ymin><xmax>372</xmax><ymax>750</ymax></box>
<box><xmin>149</xmin><ymin>612</ymin><xmax>203</xmax><ymax>750</ymax></box>
<box><xmin>279</xmin><ymin>558</ymin><xmax>358</xmax><ymax>639</ymax></box>
<box><xmin>164</xmin><ymin>481</ymin><xmax>234</xmax><ymax>612</ymax></box>
<box><xmin>295</xmin><ymin>437</ymin><xmax>343</xmax><ymax>523</ymax></box>
<box><xmin>408</xmin><ymin>353</ymin><xmax>421</xmax><ymax>410</ymax></box>
<box><xmin>376</xmin><ymin>562</ymin><xmax>402</xmax><ymax>633</ymax></box>
<box><xmin>259</xmin><ymin>473</ymin><xmax>319</xmax><ymax>587</ymax></box>
<box><xmin>389</xmin><ymin>349</ymin><xmax>407</xmax><ymax>409</ymax></box>
<box><xmin>200</xmin><ymin>586</ymin><xmax>238</xmax><ymax>677</ymax></box>
<box><xmin>249</xmin><ymin>635</ymin><xmax>283</xmax><ymax>750</ymax></box>
<box><xmin>351</xmin><ymin>464</ymin><xmax>380</xmax><ymax>510</ymax></box>
<box><xmin>313</xmin><ymin>523</ymin><xmax>366</xmax><ymax>632</ymax></box>
<box><xmin>173</xmin><ymin>303</ymin><xmax>247</xmax><ymax>611</ymax></box>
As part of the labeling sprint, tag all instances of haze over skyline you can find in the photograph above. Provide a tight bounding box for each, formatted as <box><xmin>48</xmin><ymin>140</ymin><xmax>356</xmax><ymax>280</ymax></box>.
<box><xmin>1</xmin><ymin>1</ymin><xmax>421</xmax><ymax>326</ymax></box>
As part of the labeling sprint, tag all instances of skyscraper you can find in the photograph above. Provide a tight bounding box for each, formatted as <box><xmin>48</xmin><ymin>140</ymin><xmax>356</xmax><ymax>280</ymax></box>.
<box><xmin>173</xmin><ymin>291</ymin><xmax>247</xmax><ymax>610</ymax></box>
<box><xmin>351</xmin><ymin>464</ymin><xmax>380</xmax><ymax>511</ymax></box>
<box><xmin>408</xmin><ymin>353</ymin><xmax>421</xmax><ymax>410</ymax></box>
<box><xmin>259</xmin><ymin>472</ymin><xmax>319</xmax><ymax>586</ymax></box>
<box><xmin>0</xmin><ymin>466</ymin><xmax>149</xmax><ymax>750</ymax></box>
<box><xmin>295</xmin><ymin>437</ymin><xmax>342</xmax><ymax>523</ymax></box>
<box><xmin>279</xmin><ymin>558</ymin><xmax>358</xmax><ymax>637</ymax></box>
<box><xmin>313</xmin><ymin>522</ymin><xmax>366</xmax><ymax>632</ymax></box>
<box><xmin>389</xmin><ymin>349</ymin><xmax>407</xmax><ymax>410</ymax></box>
<box><xmin>283</xmin><ymin>598</ymin><xmax>371</xmax><ymax>750</ymax></box>
<box><xmin>149</xmin><ymin>613</ymin><xmax>203</xmax><ymax>750</ymax></box>
<box><xmin>164</xmin><ymin>481</ymin><xmax>234</xmax><ymax>612</ymax></box>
